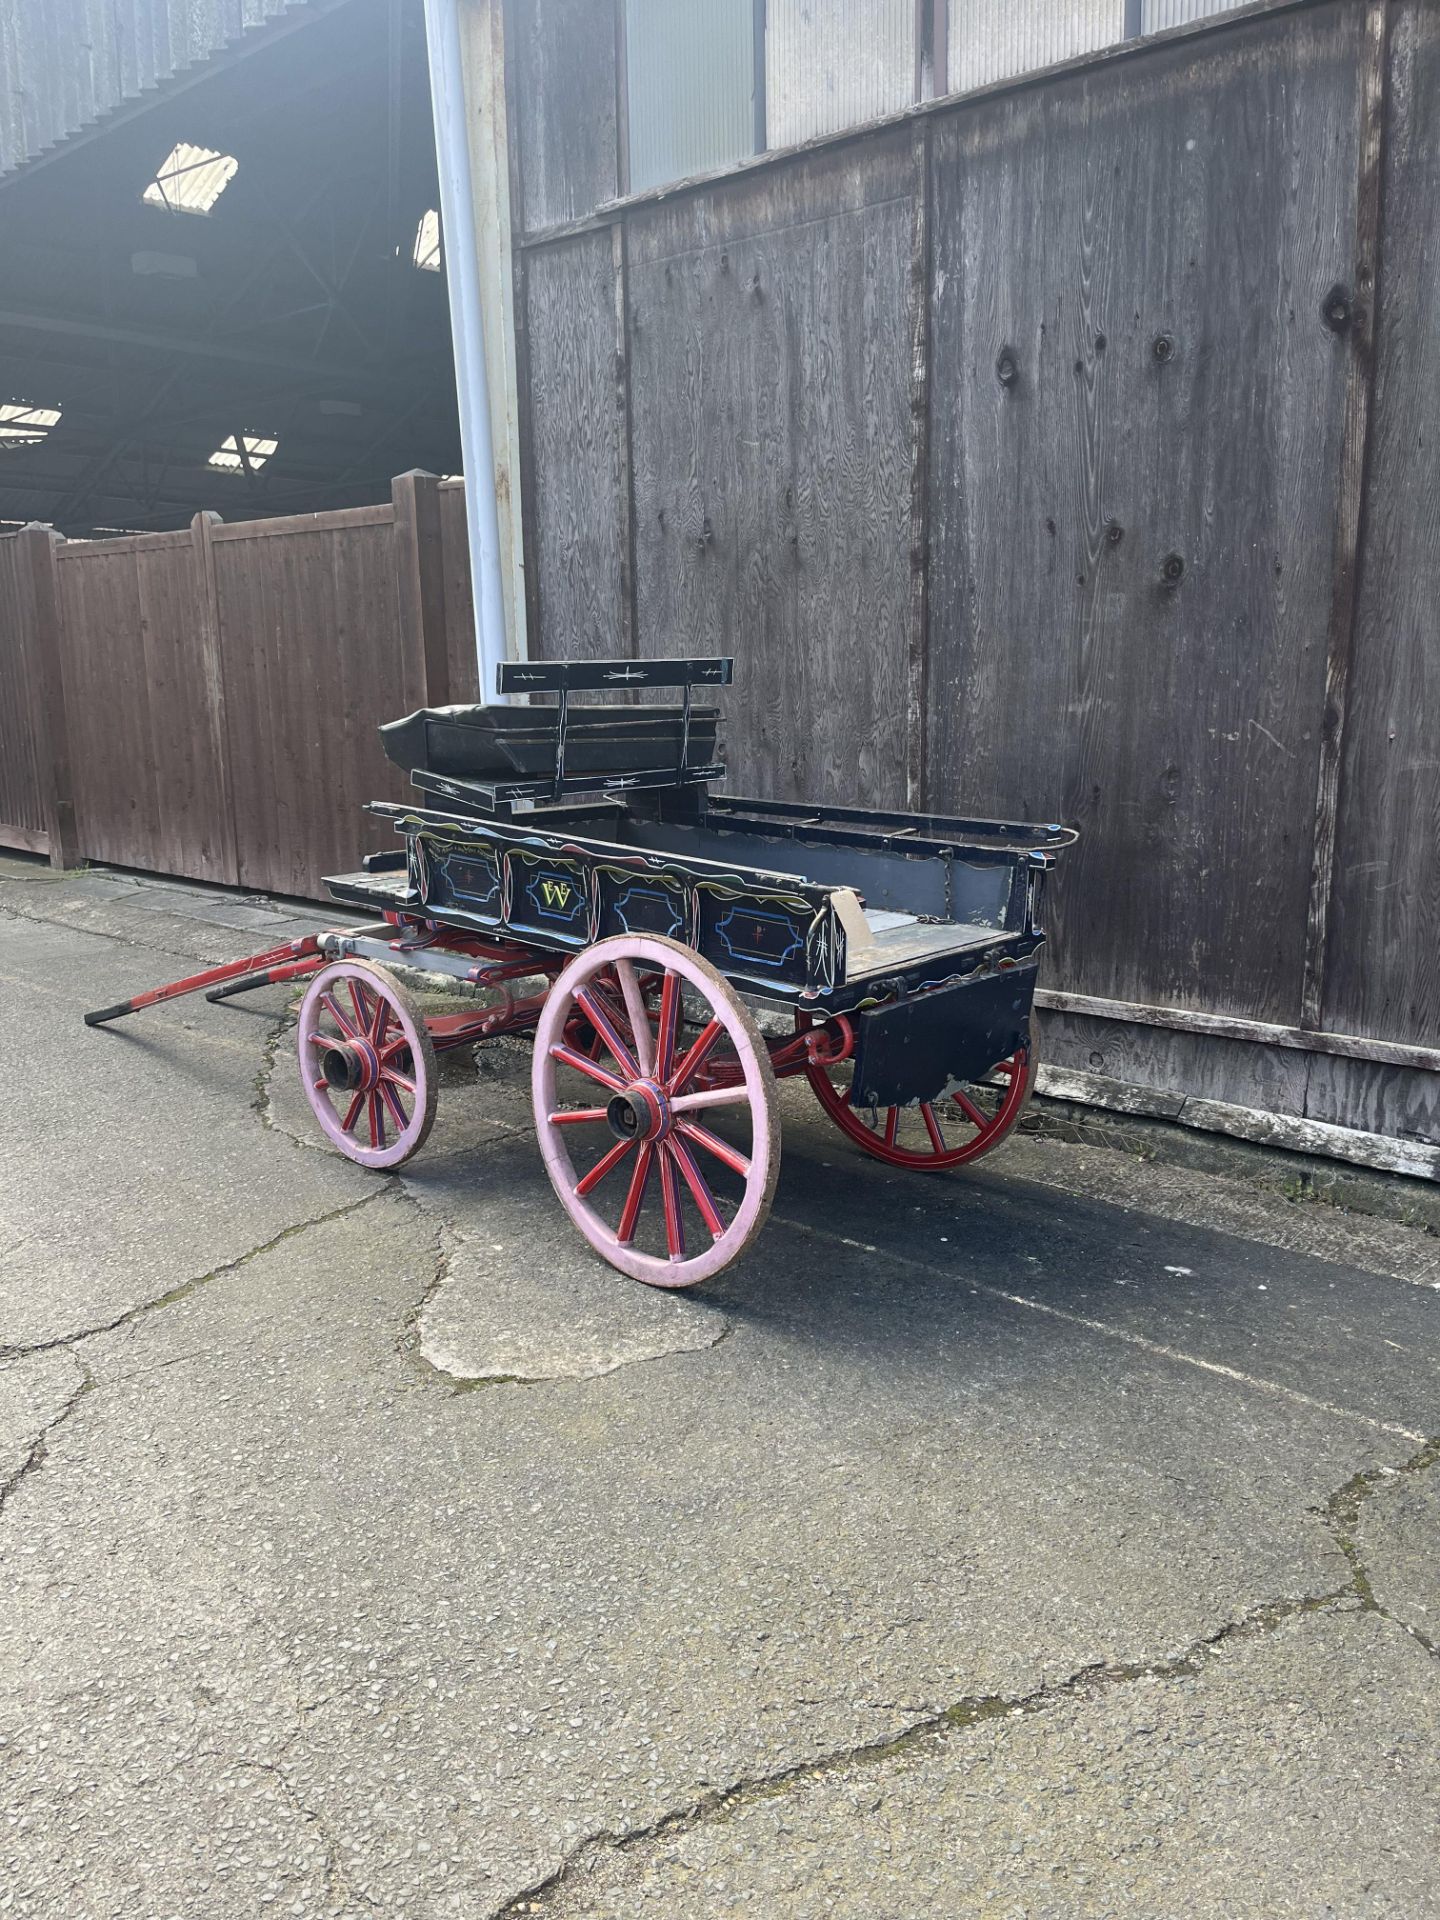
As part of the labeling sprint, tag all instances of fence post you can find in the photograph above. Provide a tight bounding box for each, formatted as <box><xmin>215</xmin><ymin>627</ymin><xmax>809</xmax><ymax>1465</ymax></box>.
<box><xmin>392</xmin><ymin>469</ymin><xmax>451</xmax><ymax>710</ymax></box>
<box><xmin>18</xmin><ymin>523</ymin><xmax>80</xmax><ymax>870</ymax></box>
<box><xmin>190</xmin><ymin>510</ymin><xmax>242</xmax><ymax>886</ymax></box>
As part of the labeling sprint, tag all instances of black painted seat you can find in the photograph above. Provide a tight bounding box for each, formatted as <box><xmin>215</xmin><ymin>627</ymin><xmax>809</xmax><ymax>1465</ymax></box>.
<box><xmin>378</xmin><ymin>702</ymin><xmax>721</xmax><ymax>783</ymax></box>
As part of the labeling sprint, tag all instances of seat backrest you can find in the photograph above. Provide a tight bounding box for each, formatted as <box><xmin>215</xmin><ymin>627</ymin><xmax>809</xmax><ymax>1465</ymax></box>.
<box><xmin>496</xmin><ymin>657</ymin><xmax>732</xmax><ymax>696</ymax></box>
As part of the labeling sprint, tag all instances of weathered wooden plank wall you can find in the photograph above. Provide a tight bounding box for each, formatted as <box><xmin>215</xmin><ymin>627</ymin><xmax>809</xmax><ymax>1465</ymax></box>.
<box><xmin>521</xmin><ymin>230</ymin><xmax>633</xmax><ymax>663</ymax></box>
<box><xmin>511</xmin><ymin>0</ymin><xmax>618</xmax><ymax>229</ymax></box>
<box><xmin>1321</xmin><ymin>0</ymin><xmax>1440</xmax><ymax>1053</ymax></box>
<box><xmin>508</xmin><ymin>0</ymin><xmax>1439</xmax><ymax>1150</ymax></box>
<box><xmin>626</xmin><ymin>135</ymin><xmax>918</xmax><ymax>808</ymax></box>
<box><xmin>927</xmin><ymin>6</ymin><xmax>1363</xmax><ymax>1022</ymax></box>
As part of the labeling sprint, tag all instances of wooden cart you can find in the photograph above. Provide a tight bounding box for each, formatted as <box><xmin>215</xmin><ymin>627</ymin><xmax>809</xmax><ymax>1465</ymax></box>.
<box><xmin>85</xmin><ymin>659</ymin><xmax>1075</xmax><ymax>1287</ymax></box>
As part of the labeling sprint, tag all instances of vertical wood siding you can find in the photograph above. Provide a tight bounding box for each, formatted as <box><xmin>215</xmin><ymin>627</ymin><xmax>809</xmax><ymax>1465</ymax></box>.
<box><xmin>626</xmin><ymin>137</ymin><xmax>916</xmax><ymax>807</ymax></box>
<box><xmin>521</xmin><ymin>230</ymin><xmax>632</xmax><ymax>661</ymax></box>
<box><xmin>927</xmin><ymin>7</ymin><xmax>1364</xmax><ymax>1023</ymax></box>
<box><xmin>1320</xmin><ymin>0</ymin><xmax>1440</xmax><ymax>1049</ymax></box>
<box><xmin>764</xmin><ymin>0</ymin><xmax>916</xmax><ymax>147</ymax></box>
<box><xmin>513</xmin><ymin>0</ymin><xmax>619</xmax><ymax>231</ymax></box>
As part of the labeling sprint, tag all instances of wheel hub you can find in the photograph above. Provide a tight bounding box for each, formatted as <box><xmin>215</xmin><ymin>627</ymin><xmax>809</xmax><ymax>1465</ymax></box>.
<box><xmin>606</xmin><ymin>1078</ymin><xmax>670</xmax><ymax>1143</ymax></box>
<box><xmin>320</xmin><ymin>1037</ymin><xmax>379</xmax><ymax>1093</ymax></box>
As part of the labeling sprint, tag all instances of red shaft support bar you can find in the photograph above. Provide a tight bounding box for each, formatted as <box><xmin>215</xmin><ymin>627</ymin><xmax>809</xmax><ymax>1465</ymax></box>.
<box><xmin>83</xmin><ymin>935</ymin><xmax>323</xmax><ymax>1026</ymax></box>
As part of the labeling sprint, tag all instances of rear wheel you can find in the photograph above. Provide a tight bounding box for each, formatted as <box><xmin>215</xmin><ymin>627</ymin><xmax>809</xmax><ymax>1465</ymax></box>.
<box><xmin>805</xmin><ymin>1039</ymin><xmax>1034</xmax><ymax>1171</ymax></box>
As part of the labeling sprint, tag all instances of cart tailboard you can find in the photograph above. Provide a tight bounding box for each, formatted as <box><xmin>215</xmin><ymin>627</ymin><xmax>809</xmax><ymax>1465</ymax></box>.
<box><xmin>850</xmin><ymin>963</ymin><xmax>1039</xmax><ymax>1109</ymax></box>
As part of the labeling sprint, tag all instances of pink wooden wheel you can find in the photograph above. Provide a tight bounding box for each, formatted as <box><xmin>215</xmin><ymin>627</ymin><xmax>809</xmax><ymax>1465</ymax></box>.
<box><xmin>533</xmin><ymin>935</ymin><xmax>780</xmax><ymax>1287</ymax></box>
<box><xmin>297</xmin><ymin>959</ymin><xmax>438</xmax><ymax>1169</ymax></box>
<box><xmin>805</xmin><ymin>1036</ymin><xmax>1035</xmax><ymax>1172</ymax></box>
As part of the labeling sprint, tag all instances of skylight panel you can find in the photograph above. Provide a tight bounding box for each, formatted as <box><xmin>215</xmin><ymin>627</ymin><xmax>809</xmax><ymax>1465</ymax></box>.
<box><xmin>412</xmin><ymin>208</ymin><xmax>442</xmax><ymax>272</ymax></box>
<box><xmin>143</xmin><ymin>143</ymin><xmax>239</xmax><ymax>215</ymax></box>
<box><xmin>208</xmin><ymin>433</ymin><xmax>277</xmax><ymax>473</ymax></box>
<box><xmin>0</xmin><ymin>403</ymin><xmax>61</xmax><ymax>452</ymax></box>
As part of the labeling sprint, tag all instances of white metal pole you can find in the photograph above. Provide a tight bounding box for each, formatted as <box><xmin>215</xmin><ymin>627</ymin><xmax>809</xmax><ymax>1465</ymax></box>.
<box><xmin>423</xmin><ymin>0</ymin><xmax>510</xmax><ymax>705</ymax></box>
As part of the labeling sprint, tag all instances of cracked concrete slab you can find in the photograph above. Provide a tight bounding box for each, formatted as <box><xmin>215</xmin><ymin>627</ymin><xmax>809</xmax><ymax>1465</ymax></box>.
<box><xmin>534</xmin><ymin>1609</ymin><xmax>1440</xmax><ymax>1920</ymax></box>
<box><xmin>1350</xmin><ymin>1447</ymin><xmax>1440</xmax><ymax>1655</ymax></box>
<box><xmin>0</xmin><ymin>905</ymin><xmax>371</xmax><ymax>1354</ymax></box>
<box><xmin>3</xmin><ymin>860</ymin><xmax>1439</xmax><ymax>1919</ymax></box>
<box><xmin>415</xmin><ymin>1170</ymin><xmax>729</xmax><ymax>1384</ymax></box>
<box><xmin>0</xmin><ymin>1349</ymin><xmax>87</xmax><ymax>1506</ymax></box>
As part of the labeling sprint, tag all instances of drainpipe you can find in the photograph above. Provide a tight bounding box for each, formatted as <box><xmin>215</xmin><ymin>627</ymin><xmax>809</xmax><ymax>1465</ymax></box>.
<box><xmin>423</xmin><ymin>0</ymin><xmax>510</xmax><ymax>704</ymax></box>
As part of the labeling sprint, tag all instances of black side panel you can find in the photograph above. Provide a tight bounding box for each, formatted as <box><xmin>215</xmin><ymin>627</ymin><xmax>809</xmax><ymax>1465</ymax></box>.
<box><xmin>851</xmin><ymin>964</ymin><xmax>1039</xmax><ymax>1109</ymax></box>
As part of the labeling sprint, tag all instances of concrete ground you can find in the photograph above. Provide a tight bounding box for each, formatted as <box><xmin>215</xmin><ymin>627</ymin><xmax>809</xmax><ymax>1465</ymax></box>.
<box><xmin>1</xmin><ymin>853</ymin><xmax>1436</xmax><ymax>1920</ymax></box>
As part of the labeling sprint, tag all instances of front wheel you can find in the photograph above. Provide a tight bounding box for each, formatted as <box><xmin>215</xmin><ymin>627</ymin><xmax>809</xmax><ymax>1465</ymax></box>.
<box><xmin>805</xmin><ymin>1039</ymin><xmax>1034</xmax><ymax>1171</ymax></box>
<box><xmin>297</xmin><ymin>959</ymin><xmax>438</xmax><ymax>1169</ymax></box>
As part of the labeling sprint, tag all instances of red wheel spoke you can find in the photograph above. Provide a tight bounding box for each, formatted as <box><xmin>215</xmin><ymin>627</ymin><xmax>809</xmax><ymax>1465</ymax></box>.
<box><xmin>617</xmin><ymin>1141</ymin><xmax>655</xmax><ymax>1245</ymax></box>
<box><xmin>379</xmin><ymin>1078</ymin><xmax>409</xmax><ymax>1131</ymax></box>
<box><xmin>805</xmin><ymin>1038</ymin><xmax>1032</xmax><ymax>1174</ymax></box>
<box><xmin>951</xmin><ymin>1089</ymin><xmax>987</xmax><ymax>1129</ymax></box>
<box><xmin>668</xmin><ymin>1137</ymin><xmax>725</xmax><ymax>1240</ymax></box>
<box><xmin>549</xmin><ymin>1042</ymin><xmax>628</xmax><ymax>1094</ymax></box>
<box><xmin>575</xmin><ymin>1134</ymin><xmax>635</xmax><ymax>1197</ymax></box>
<box><xmin>655</xmin><ymin>972</ymin><xmax>680</xmax><ymax>1081</ymax></box>
<box><xmin>547</xmin><ymin>1107</ymin><xmax>609</xmax><ymax>1126</ymax></box>
<box><xmin>669</xmin><ymin>1018</ymin><xmax>723</xmax><ymax>1095</ymax></box>
<box><xmin>322</xmin><ymin>991</ymin><xmax>358</xmax><ymax>1040</ymax></box>
<box><xmin>658</xmin><ymin>1147</ymin><xmax>685</xmax><ymax>1260</ymax></box>
<box><xmin>615</xmin><ymin>960</ymin><xmax>655</xmax><ymax>1076</ymax></box>
<box><xmin>677</xmin><ymin>1120</ymin><xmax>751</xmax><ymax>1179</ymax></box>
<box><xmin>300</xmin><ymin>962</ymin><xmax>438</xmax><ymax>1170</ymax></box>
<box><xmin>575</xmin><ymin>987</ymin><xmax>642</xmax><ymax>1081</ymax></box>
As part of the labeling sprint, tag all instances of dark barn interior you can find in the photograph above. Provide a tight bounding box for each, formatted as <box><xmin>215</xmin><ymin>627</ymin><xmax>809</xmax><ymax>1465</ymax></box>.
<box><xmin>0</xmin><ymin>0</ymin><xmax>460</xmax><ymax>538</ymax></box>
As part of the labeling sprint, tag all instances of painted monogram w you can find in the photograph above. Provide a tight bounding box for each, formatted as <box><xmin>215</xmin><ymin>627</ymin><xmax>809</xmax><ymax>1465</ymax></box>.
<box><xmin>540</xmin><ymin>880</ymin><xmax>572</xmax><ymax>909</ymax></box>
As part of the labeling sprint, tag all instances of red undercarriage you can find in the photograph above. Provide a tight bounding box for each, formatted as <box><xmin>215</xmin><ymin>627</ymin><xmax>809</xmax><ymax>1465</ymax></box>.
<box><xmin>84</xmin><ymin>913</ymin><xmax>1030</xmax><ymax>1173</ymax></box>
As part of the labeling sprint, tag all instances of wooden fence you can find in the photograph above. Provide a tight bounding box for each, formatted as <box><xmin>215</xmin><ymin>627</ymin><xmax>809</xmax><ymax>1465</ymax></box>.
<box><xmin>0</xmin><ymin>475</ymin><xmax>475</xmax><ymax>897</ymax></box>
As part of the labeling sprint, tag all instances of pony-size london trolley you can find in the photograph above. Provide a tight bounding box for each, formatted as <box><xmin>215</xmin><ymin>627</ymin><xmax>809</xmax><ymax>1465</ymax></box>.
<box><xmin>85</xmin><ymin>660</ymin><xmax>1076</xmax><ymax>1288</ymax></box>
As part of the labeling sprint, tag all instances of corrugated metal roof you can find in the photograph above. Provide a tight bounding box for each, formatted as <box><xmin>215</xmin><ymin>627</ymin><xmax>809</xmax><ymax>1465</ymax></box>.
<box><xmin>765</xmin><ymin>0</ymin><xmax>916</xmax><ymax>147</ymax></box>
<box><xmin>949</xmin><ymin>0</ymin><xmax>1127</xmax><ymax>95</ymax></box>
<box><xmin>0</xmin><ymin>0</ymin><xmax>311</xmax><ymax>181</ymax></box>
